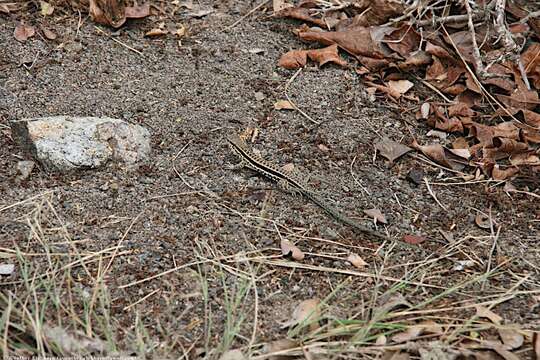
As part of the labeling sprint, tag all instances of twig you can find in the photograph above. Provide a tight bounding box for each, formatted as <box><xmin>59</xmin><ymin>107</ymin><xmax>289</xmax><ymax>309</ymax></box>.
<box><xmin>505</xmin><ymin>189</ymin><xmax>540</xmax><ymax>199</ymax></box>
<box><xmin>350</xmin><ymin>155</ymin><xmax>370</xmax><ymax>196</ymax></box>
<box><xmin>463</xmin><ymin>0</ymin><xmax>486</xmax><ymax>79</ymax></box>
<box><xmin>94</xmin><ymin>26</ymin><xmax>143</xmax><ymax>56</ymax></box>
<box><xmin>416</xmin><ymin>12</ymin><xmax>481</xmax><ymax>27</ymax></box>
<box><xmin>248</xmin><ymin>262</ymin><xmax>259</xmax><ymax>350</ymax></box>
<box><xmin>223</xmin><ymin>0</ymin><xmax>269</xmax><ymax>32</ymax></box>
<box><xmin>495</xmin><ymin>0</ymin><xmax>516</xmax><ymax>54</ymax></box>
<box><xmin>284</xmin><ymin>68</ymin><xmax>321</xmax><ymax>125</ymax></box>
<box><xmin>123</xmin><ymin>289</ymin><xmax>161</xmax><ymax>311</ymax></box>
<box><xmin>483</xmin><ymin>215</ymin><xmax>501</xmax><ymax>291</ymax></box>
<box><xmin>0</xmin><ymin>191</ymin><xmax>54</xmax><ymax>213</ymax></box>
<box><xmin>423</xmin><ymin>177</ymin><xmax>448</xmax><ymax>211</ymax></box>
<box><xmin>494</xmin><ymin>0</ymin><xmax>530</xmax><ymax>89</ymax></box>
<box><xmin>442</xmin><ymin>26</ymin><xmax>525</xmax><ymax>125</ymax></box>
<box><xmin>519</xmin><ymin>10</ymin><xmax>540</xmax><ymax>24</ymax></box>
<box><xmin>119</xmin><ymin>249</ymin><xmax>265</xmax><ymax>289</ymax></box>
<box><xmin>417</xmin><ymin>78</ymin><xmax>453</xmax><ymax>103</ymax></box>
<box><xmin>249</xmin><ymin>259</ymin><xmax>449</xmax><ymax>290</ymax></box>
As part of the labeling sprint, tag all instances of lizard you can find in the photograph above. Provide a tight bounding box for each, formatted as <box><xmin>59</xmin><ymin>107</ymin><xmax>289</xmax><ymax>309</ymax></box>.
<box><xmin>226</xmin><ymin>133</ymin><xmax>397</xmax><ymax>244</ymax></box>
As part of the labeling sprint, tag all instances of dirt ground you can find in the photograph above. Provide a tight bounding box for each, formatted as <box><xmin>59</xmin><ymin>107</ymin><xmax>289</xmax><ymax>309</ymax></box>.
<box><xmin>1</xmin><ymin>1</ymin><xmax>539</xmax><ymax>358</ymax></box>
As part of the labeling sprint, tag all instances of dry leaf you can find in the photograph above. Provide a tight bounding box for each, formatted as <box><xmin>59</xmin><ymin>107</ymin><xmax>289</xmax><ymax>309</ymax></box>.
<box><xmin>273</xmin><ymin>0</ymin><xmax>292</xmax><ymax>12</ymax></box>
<box><xmin>278</xmin><ymin>45</ymin><xmax>347</xmax><ymax>69</ymax></box>
<box><xmin>384</xmin><ymin>25</ymin><xmax>421</xmax><ymax>58</ymax></box>
<box><xmin>14</xmin><ymin>23</ymin><xmax>35</xmax><ymax>42</ymax></box>
<box><xmin>390</xmin><ymin>320</ymin><xmax>443</xmax><ymax>344</ymax></box>
<box><xmin>452</xmin><ymin>137</ymin><xmax>469</xmax><ymax>149</ymax></box>
<box><xmin>42</xmin><ymin>26</ymin><xmax>57</xmax><ymax>40</ymax></box>
<box><xmin>187</xmin><ymin>9</ymin><xmax>213</xmax><ymax>18</ymax></box>
<box><xmin>448</xmin><ymin>148</ymin><xmax>471</xmax><ymax>160</ymax></box>
<box><xmin>220</xmin><ymin>349</ymin><xmax>246</xmax><ymax>360</ymax></box>
<box><xmin>279</xmin><ymin>50</ymin><xmax>307</xmax><ymax>69</ymax></box>
<box><xmin>498</xmin><ymin>85</ymin><xmax>539</xmax><ymax>111</ymax></box>
<box><xmin>298</xmin><ymin>26</ymin><xmax>394</xmax><ymax>60</ymax></box>
<box><xmin>402</xmin><ymin>234</ymin><xmax>426</xmax><ymax>245</ymax></box>
<box><xmin>521</xmin><ymin>109</ymin><xmax>540</xmax><ymax>127</ymax></box>
<box><xmin>280</xmin><ymin>239</ymin><xmax>305</xmax><ymax>261</ymax></box>
<box><xmin>125</xmin><ymin>3</ymin><xmax>150</xmax><ymax>18</ymax></box>
<box><xmin>347</xmin><ymin>253</ymin><xmax>367</xmax><ymax>268</ymax></box>
<box><xmin>475</xmin><ymin>305</ymin><xmax>502</xmax><ymax>325</ymax></box>
<box><xmin>399</xmin><ymin>50</ymin><xmax>432</xmax><ymax>70</ymax></box>
<box><xmin>391</xmin><ymin>325</ymin><xmax>423</xmax><ymax>343</ymax></box>
<box><xmin>419</xmin><ymin>102</ymin><xmax>431</xmax><ymax>119</ymax></box>
<box><xmin>493</xmin><ymin>137</ymin><xmax>528</xmax><ymax>154</ymax></box>
<box><xmin>375</xmin><ymin>334</ymin><xmax>387</xmax><ymax>346</ymax></box>
<box><xmin>386</xmin><ymin>352</ymin><xmax>410</xmax><ymax>360</ymax></box>
<box><xmin>387</xmin><ymin>80</ymin><xmax>413</xmax><ymax>97</ymax></box>
<box><xmin>475</xmin><ymin>214</ymin><xmax>495</xmax><ymax>230</ymax></box>
<box><xmin>509</xmin><ymin>152</ymin><xmax>540</xmax><ymax>166</ymax></box>
<box><xmin>89</xmin><ymin>0</ymin><xmax>126</xmax><ymax>28</ymax></box>
<box><xmin>263</xmin><ymin>339</ymin><xmax>298</xmax><ymax>360</ymax></box>
<box><xmin>426</xmin><ymin>129</ymin><xmax>447</xmax><ymax>140</ymax></box>
<box><xmin>282</xmin><ymin>299</ymin><xmax>321</xmax><ymax>331</ymax></box>
<box><xmin>307</xmin><ymin>44</ymin><xmax>348</xmax><ymax>67</ymax></box>
<box><xmin>448</xmin><ymin>102</ymin><xmax>475</xmax><ymax>117</ymax></box>
<box><xmin>40</xmin><ymin>1</ymin><xmax>54</xmax><ymax>15</ymax></box>
<box><xmin>44</xmin><ymin>325</ymin><xmax>106</xmax><ymax>354</ymax></box>
<box><xmin>276</xmin><ymin>7</ymin><xmax>326</xmax><ymax>27</ymax></box>
<box><xmin>492</xmin><ymin>165</ymin><xmax>519</xmax><ymax>180</ymax></box>
<box><xmin>0</xmin><ymin>3</ymin><xmax>20</xmax><ymax>13</ymax></box>
<box><xmin>363</xmin><ymin>208</ymin><xmax>387</xmax><ymax>224</ymax></box>
<box><xmin>411</xmin><ymin>140</ymin><xmax>454</xmax><ymax>168</ymax></box>
<box><xmin>498</xmin><ymin>328</ymin><xmax>524</xmax><ymax>350</ymax></box>
<box><xmin>421</xmin><ymin>320</ymin><xmax>444</xmax><ymax>334</ymax></box>
<box><xmin>374</xmin><ymin>138</ymin><xmax>412</xmax><ymax>163</ymax></box>
<box><xmin>274</xmin><ymin>100</ymin><xmax>294</xmax><ymax>110</ymax></box>
<box><xmin>490</xmin><ymin>344</ymin><xmax>521</xmax><ymax>360</ymax></box>
<box><xmin>379</xmin><ymin>294</ymin><xmax>412</xmax><ymax>314</ymax></box>
<box><xmin>318</xmin><ymin>143</ymin><xmax>329</xmax><ymax>152</ymax></box>
<box><xmin>452</xmin><ymin>260</ymin><xmax>475</xmax><ymax>271</ymax></box>
<box><xmin>146</xmin><ymin>28</ymin><xmax>169</xmax><ymax>37</ymax></box>
<box><xmin>174</xmin><ymin>25</ymin><xmax>186</xmax><ymax>37</ymax></box>
<box><xmin>0</xmin><ymin>264</ymin><xmax>14</xmax><ymax>275</ymax></box>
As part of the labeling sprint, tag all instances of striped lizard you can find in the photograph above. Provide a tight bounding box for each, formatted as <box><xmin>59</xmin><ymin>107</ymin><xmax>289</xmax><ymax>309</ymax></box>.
<box><xmin>226</xmin><ymin>133</ymin><xmax>392</xmax><ymax>243</ymax></box>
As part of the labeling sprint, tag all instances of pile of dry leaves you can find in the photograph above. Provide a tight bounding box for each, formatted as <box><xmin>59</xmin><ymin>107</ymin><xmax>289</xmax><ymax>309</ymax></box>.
<box><xmin>275</xmin><ymin>0</ymin><xmax>540</xmax><ymax>189</ymax></box>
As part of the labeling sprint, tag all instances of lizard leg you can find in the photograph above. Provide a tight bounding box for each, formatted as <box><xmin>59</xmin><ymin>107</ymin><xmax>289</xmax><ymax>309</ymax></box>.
<box><xmin>227</xmin><ymin>160</ymin><xmax>246</xmax><ymax>170</ymax></box>
<box><xmin>277</xmin><ymin>178</ymin><xmax>303</xmax><ymax>197</ymax></box>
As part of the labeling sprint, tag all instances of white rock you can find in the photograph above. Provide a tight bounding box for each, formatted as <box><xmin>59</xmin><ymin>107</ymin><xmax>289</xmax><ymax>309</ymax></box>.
<box><xmin>0</xmin><ymin>264</ymin><xmax>15</xmax><ymax>275</ymax></box>
<box><xmin>11</xmin><ymin>116</ymin><xmax>151</xmax><ymax>172</ymax></box>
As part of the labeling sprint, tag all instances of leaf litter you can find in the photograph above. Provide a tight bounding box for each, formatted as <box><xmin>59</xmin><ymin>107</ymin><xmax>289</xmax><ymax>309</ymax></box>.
<box><xmin>14</xmin><ymin>22</ymin><xmax>35</xmax><ymax>42</ymax></box>
<box><xmin>281</xmin><ymin>298</ymin><xmax>321</xmax><ymax>332</ymax></box>
<box><xmin>275</xmin><ymin>0</ymin><xmax>540</xmax><ymax>189</ymax></box>
<box><xmin>280</xmin><ymin>238</ymin><xmax>305</xmax><ymax>261</ymax></box>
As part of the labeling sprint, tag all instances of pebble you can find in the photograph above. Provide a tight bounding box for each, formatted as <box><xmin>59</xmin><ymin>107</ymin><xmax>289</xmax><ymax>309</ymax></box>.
<box><xmin>16</xmin><ymin>160</ymin><xmax>35</xmax><ymax>180</ymax></box>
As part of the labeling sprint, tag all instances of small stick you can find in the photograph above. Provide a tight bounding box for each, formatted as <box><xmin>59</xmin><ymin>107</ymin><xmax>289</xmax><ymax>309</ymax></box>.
<box><xmin>284</xmin><ymin>68</ymin><xmax>321</xmax><ymax>125</ymax></box>
<box><xmin>424</xmin><ymin>177</ymin><xmax>448</xmax><ymax>211</ymax></box>
<box><xmin>494</xmin><ymin>0</ymin><xmax>530</xmax><ymax>90</ymax></box>
<box><xmin>483</xmin><ymin>213</ymin><xmax>500</xmax><ymax>291</ymax></box>
<box><xmin>123</xmin><ymin>289</ymin><xmax>161</xmax><ymax>311</ymax></box>
<box><xmin>223</xmin><ymin>0</ymin><xmax>269</xmax><ymax>32</ymax></box>
<box><xmin>463</xmin><ymin>0</ymin><xmax>486</xmax><ymax>79</ymax></box>
<box><xmin>94</xmin><ymin>26</ymin><xmax>143</xmax><ymax>56</ymax></box>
